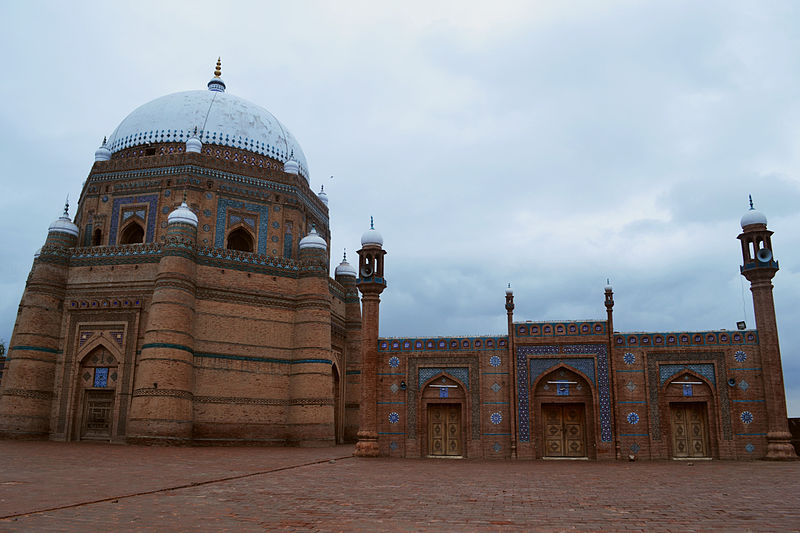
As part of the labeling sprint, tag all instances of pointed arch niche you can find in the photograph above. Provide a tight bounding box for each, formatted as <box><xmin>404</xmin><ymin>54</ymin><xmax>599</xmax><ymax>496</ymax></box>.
<box><xmin>72</xmin><ymin>343</ymin><xmax>121</xmax><ymax>441</ymax></box>
<box><xmin>531</xmin><ymin>366</ymin><xmax>597</xmax><ymax>459</ymax></box>
<box><xmin>420</xmin><ymin>373</ymin><xmax>468</xmax><ymax>457</ymax></box>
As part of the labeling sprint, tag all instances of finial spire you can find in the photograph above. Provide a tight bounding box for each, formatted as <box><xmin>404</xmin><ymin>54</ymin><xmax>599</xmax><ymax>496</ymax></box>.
<box><xmin>63</xmin><ymin>195</ymin><xmax>70</xmax><ymax>217</ymax></box>
<box><xmin>607</xmin><ymin>278</ymin><xmax>610</xmax><ymax>285</ymax></box>
<box><xmin>182</xmin><ymin>189</ymin><xmax>187</xmax><ymax>204</ymax></box>
<box><xmin>343</xmin><ymin>248</ymin><xmax>347</xmax><ymax>261</ymax></box>
<box><xmin>507</xmin><ymin>282</ymin><xmax>511</xmax><ymax>289</ymax></box>
<box><xmin>214</xmin><ymin>57</ymin><xmax>222</xmax><ymax>78</ymax></box>
<box><xmin>370</xmin><ymin>216</ymin><xmax>374</xmax><ymax>230</ymax></box>
<box><xmin>749</xmin><ymin>194</ymin><xmax>754</xmax><ymax>210</ymax></box>
<box><xmin>102</xmin><ymin>136</ymin><xmax>107</xmax><ymax>146</ymax></box>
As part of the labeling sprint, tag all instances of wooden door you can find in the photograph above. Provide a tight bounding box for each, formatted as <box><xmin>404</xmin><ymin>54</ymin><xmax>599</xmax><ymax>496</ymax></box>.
<box><xmin>82</xmin><ymin>390</ymin><xmax>114</xmax><ymax>440</ymax></box>
<box><xmin>428</xmin><ymin>404</ymin><xmax>461</xmax><ymax>456</ymax></box>
<box><xmin>671</xmin><ymin>403</ymin><xmax>708</xmax><ymax>458</ymax></box>
<box><xmin>543</xmin><ymin>404</ymin><xmax>586</xmax><ymax>457</ymax></box>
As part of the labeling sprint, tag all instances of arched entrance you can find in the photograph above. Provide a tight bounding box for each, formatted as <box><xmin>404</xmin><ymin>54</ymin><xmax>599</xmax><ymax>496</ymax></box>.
<box><xmin>421</xmin><ymin>374</ymin><xmax>466</xmax><ymax>457</ymax></box>
<box><xmin>663</xmin><ymin>372</ymin><xmax>716</xmax><ymax>459</ymax></box>
<box><xmin>76</xmin><ymin>345</ymin><xmax>119</xmax><ymax>441</ymax></box>
<box><xmin>532</xmin><ymin>367</ymin><xmax>595</xmax><ymax>459</ymax></box>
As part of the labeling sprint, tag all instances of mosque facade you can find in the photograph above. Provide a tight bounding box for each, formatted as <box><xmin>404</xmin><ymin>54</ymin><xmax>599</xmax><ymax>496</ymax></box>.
<box><xmin>0</xmin><ymin>64</ymin><xmax>795</xmax><ymax>460</ymax></box>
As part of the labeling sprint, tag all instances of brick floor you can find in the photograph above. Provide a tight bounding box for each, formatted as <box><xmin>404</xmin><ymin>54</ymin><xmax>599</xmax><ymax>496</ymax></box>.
<box><xmin>0</xmin><ymin>442</ymin><xmax>798</xmax><ymax>532</ymax></box>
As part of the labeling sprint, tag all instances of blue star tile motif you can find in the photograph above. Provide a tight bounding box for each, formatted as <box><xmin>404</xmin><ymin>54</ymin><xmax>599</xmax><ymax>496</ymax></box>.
<box><xmin>734</xmin><ymin>350</ymin><xmax>747</xmax><ymax>363</ymax></box>
<box><xmin>388</xmin><ymin>412</ymin><xmax>400</xmax><ymax>424</ymax></box>
<box><xmin>740</xmin><ymin>411</ymin><xmax>754</xmax><ymax>424</ymax></box>
<box><xmin>745</xmin><ymin>443</ymin><xmax>755</xmax><ymax>453</ymax></box>
<box><xmin>630</xmin><ymin>443</ymin><xmax>641</xmax><ymax>454</ymax></box>
<box><xmin>489</xmin><ymin>355</ymin><xmax>501</xmax><ymax>367</ymax></box>
<box><xmin>623</xmin><ymin>352</ymin><xmax>636</xmax><ymax>365</ymax></box>
<box><xmin>490</xmin><ymin>412</ymin><xmax>502</xmax><ymax>424</ymax></box>
<box><xmin>388</xmin><ymin>356</ymin><xmax>400</xmax><ymax>368</ymax></box>
<box><xmin>390</xmin><ymin>441</ymin><xmax>399</xmax><ymax>451</ymax></box>
<box><xmin>493</xmin><ymin>442</ymin><xmax>502</xmax><ymax>453</ymax></box>
<box><xmin>627</xmin><ymin>412</ymin><xmax>640</xmax><ymax>425</ymax></box>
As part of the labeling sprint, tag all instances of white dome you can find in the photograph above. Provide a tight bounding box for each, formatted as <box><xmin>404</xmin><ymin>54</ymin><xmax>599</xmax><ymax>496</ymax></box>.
<box><xmin>105</xmin><ymin>89</ymin><xmax>309</xmax><ymax>181</ymax></box>
<box><xmin>185</xmin><ymin>134</ymin><xmax>202</xmax><ymax>154</ymax></box>
<box><xmin>360</xmin><ymin>217</ymin><xmax>383</xmax><ymax>247</ymax></box>
<box><xmin>335</xmin><ymin>252</ymin><xmax>357</xmax><ymax>277</ymax></box>
<box><xmin>94</xmin><ymin>138</ymin><xmax>111</xmax><ymax>161</ymax></box>
<box><xmin>299</xmin><ymin>226</ymin><xmax>327</xmax><ymax>251</ymax></box>
<box><xmin>741</xmin><ymin>208</ymin><xmax>767</xmax><ymax>228</ymax></box>
<box><xmin>505</xmin><ymin>284</ymin><xmax>513</xmax><ymax>295</ymax></box>
<box><xmin>49</xmin><ymin>215</ymin><xmax>79</xmax><ymax>237</ymax></box>
<box><xmin>168</xmin><ymin>201</ymin><xmax>198</xmax><ymax>227</ymax></box>
<box><xmin>318</xmin><ymin>185</ymin><xmax>328</xmax><ymax>206</ymax></box>
<box><xmin>284</xmin><ymin>159</ymin><xmax>299</xmax><ymax>175</ymax></box>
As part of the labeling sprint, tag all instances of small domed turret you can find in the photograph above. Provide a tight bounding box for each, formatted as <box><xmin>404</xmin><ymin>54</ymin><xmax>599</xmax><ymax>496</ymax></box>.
<box><xmin>207</xmin><ymin>57</ymin><xmax>226</xmax><ymax>93</ymax></box>
<box><xmin>505</xmin><ymin>283</ymin><xmax>513</xmax><ymax>295</ymax></box>
<box><xmin>335</xmin><ymin>250</ymin><xmax>357</xmax><ymax>277</ymax></box>
<box><xmin>168</xmin><ymin>200</ymin><xmax>198</xmax><ymax>227</ymax></box>
<box><xmin>48</xmin><ymin>199</ymin><xmax>79</xmax><ymax>237</ymax></box>
<box><xmin>299</xmin><ymin>225</ymin><xmax>327</xmax><ymax>250</ymax></box>
<box><xmin>741</xmin><ymin>195</ymin><xmax>768</xmax><ymax>228</ymax></box>
<box><xmin>186</xmin><ymin>128</ymin><xmax>202</xmax><ymax>154</ymax></box>
<box><xmin>360</xmin><ymin>216</ymin><xmax>383</xmax><ymax>247</ymax></box>
<box><xmin>94</xmin><ymin>137</ymin><xmax>111</xmax><ymax>162</ymax></box>
<box><xmin>318</xmin><ymin>185</ymin><xmax>328</xmax><ymax>206</ymax></box>
<box><xmin>284</xmin><ymin>158</ymin><xmax>299</xmax><ymax>175</ymax></box>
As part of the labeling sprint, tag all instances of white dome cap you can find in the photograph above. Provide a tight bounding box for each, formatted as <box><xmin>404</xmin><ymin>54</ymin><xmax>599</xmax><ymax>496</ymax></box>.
<box><xmin>741</xmin><ymin>195</ymin><xmax>768</xmax><ymax>228</ymax></box>
<box><xmin>94</xmin><ymin>137</ymin><xmax>111</xmax><ymax>162</ymax></box>
<box><xmin>186</xmin><ymin>128</ymin><xmax>202</xmax><ymax>153</ymax></box>
<box><xmin>335</xmin><ymin>250</ymin><xmax>357</xmax><ymax>277</ymax></box>
<box><xmin>48</xmin><ymin>199</ymin><xmax>79</xmax><ymax>237</ymax></box>
<box><xmin>168</xmin><ymin>201</ymin><xmax>198</xmax><ymax>227</ymax></box>
<box><xmin>505</xmin><ymin>283</ymin><xmax>513</xmax><ymax>295</ymax></box>
<box><xmin>360</xmin><ymin>216</ymin><xmax>383</xmax><ymax>247</ymax></box>
<box><xmin>284</xmin><ymin>157</ymin><xmax>299</xmax><ymax>175</ymax></box>
<box><xmin>318</xmin><ymin>184</ymin><xmax>328</xmax><ymax>206</ymax></box>
<box><xmin>299</xmin><ymin>225</ymin><xmax>327</xmax><ymax>250</ymax></box>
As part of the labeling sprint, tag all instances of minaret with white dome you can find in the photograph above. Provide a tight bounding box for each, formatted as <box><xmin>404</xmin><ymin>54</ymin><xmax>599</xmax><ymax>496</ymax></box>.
<box><xmin>354</xmin><ymin>217</ymin><xmax>387</xmax><ymax>457</ymax></box>
<box><xmin>737</xmin><ymin>197</ymin><xmax>796</xmax><ymax>459</ymax></box>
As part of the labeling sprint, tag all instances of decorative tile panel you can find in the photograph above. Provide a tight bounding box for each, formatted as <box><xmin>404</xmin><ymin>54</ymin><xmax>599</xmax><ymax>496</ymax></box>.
<box><xmin>109</xmin><ymin>195</ymin><xmax>158</xmax><ymax>244</ymax></box>
<box><xmin>418</xmin><ymin>367</ymin><xmax>469</xmax><ymax>390</ymax></box>
<box><xmin>214</xmin><ymin>198</ymin><xmax>270</xmax><ymax>254</ymax></box>
<box><xmin>659</xmin><ymin>363</ymin><xmax>716</xmax><ymax>386</ymax></box>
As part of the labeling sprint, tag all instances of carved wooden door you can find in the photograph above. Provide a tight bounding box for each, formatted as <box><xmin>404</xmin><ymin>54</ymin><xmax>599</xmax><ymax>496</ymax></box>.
<box><xmin>428</xmin><ymin>405</ymin><xmax>461</xmax><ymax>456</ymax></box>
<box><xmin>671</xmin><ymin>403</ymin><xmax>708</xmax><ymax>458</ymax></box>
<box><xmin>82</xmin><ymin>390</ymin><xmax>114</xmax><ymax>440</ymax></box>
<box><xmin>543</xmin><ymin>404</ymin><xmax>586</xmax><ymax>457</ymax></box>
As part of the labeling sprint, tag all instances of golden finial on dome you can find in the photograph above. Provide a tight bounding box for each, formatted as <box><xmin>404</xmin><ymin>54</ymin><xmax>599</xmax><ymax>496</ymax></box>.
<box><xmin>214</xmin><ymin>57</ymin><xmax>222</xmax><ymax>78</ymax></box>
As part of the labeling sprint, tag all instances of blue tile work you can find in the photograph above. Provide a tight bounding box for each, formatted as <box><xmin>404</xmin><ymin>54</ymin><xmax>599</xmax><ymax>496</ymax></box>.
<box><xmin>214</xmin><ymin>198</ymin><xmax>270</xmax><ymax>254</ymax></box>
<box><xmin>418</xmin><ymin>367</ymin><xmax>469</xmax><ymax>390</ymax></box>
<box><xmin>93</xmin><ymin>367</ymin><xmax>109</xmax><ymax>388</ymax></box>
<box><xmin>516</xmin><ymin>345</ymin><xmax>558</xmax><ymax>442</ymax></box>
<box><xmin>615</xmin><ymin>330</ymin><xmax>758</xmax><ymax>348</ymax></box>
<box><xmin>515</xmin><ymin>321</ymin><xmax>606</xmax><ymax>337</ymax></box>
<box><xmin>109</xmin><ymin>195</ymin><xmax>158</xmax><ymax>244</ymax></box>
<box><xmin>659</xmin><ymin>363</ymin><xmax>716</xmax><ymax>386</ymax></box>
<box><xmin>627</xmin><ymin>412</ymin><xmax>640</xmax><ymax>424</ymax></box>
<box><xmin>517</xmin><ymin>345</ymin><xmax>611</xmax><ymax>442</ymax></box>
<box><xmin>740</xmin><ymin>411</ymin><xmax>754</xmax><ymax>424</ymax></box>
<box><xmin>529</xmin><ymin>357</ymin><xmax>596</xmax><ymax>385</ymax></box>
<box><xmin>378</xmin><ymin>336</ymin><xmax>507</xmax><ymax>352</ymax></box>
<box><xmin>734</xmin><ymin>350</ymin><xmax>748</xmax><ymax>363</ymax></box>
<box><xmin>565</xmin><ymin>344</ymin><xmax>612</xmax><ymax>442</ymax></box>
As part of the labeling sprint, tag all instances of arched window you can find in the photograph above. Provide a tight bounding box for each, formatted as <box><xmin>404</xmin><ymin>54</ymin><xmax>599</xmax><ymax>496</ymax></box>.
<box><xmin>227</xmin><ymin>228</ymin><xmax>254</xmax><ymax>252</ymax></box>
<box><xmin>92</xmin><ymin>228</ymin><xmax>102</xmax><ymax>246</ymax></box>
<box><xmin>119</xmin><ymin>222</ymin><xmax>144</xmax><ymax>245</ymax></box>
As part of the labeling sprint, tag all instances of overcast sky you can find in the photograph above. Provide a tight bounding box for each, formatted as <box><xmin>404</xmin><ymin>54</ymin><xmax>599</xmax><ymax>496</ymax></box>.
<box><xmin>2</xmin><ymin>1</ymin><xmax>800</xmax><ymax>415</ymax></box>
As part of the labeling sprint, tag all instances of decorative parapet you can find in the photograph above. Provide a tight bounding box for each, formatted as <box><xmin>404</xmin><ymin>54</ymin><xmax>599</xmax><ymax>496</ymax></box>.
<box><xmin>196</xmin><ymin>245</ymin><xmax>301</xmax><ymax>277</ymax></box>
<box><xmin>69</xmin><ymin>243</ymin><xmax>162</xmax><ymax>266</ymax></box>
<box><xmin>613</xmin><ymin>330</ymin><xmax>758</xmax><ymax>348</ymax></box>
<box><xmin>514</xmin><ymin>320</ymin><xmax>607</xmax><ymax>337</ymax></box>
<box><xmin>378</xmin><ymin>336</ymin><xmax>508</xmax><ymax>352</ymax></box>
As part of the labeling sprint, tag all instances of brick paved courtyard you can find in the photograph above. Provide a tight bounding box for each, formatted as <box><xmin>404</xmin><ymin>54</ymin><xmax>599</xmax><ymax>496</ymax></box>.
<box><xmin>0</xmin><ymin>441</ymin><xmax>798</xmax><ymax>532</ymax></box>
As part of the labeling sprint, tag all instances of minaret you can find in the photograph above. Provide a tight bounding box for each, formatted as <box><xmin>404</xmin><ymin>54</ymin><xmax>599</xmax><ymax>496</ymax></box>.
<box><xmin>127</xmin><ymin>199</ymin><xmax>198</xmax><ymax>444</ymax></box>
<box><xmin>0</xmin><ymin>200</ymin><xmax>78</xmax><ymax>438</ymax></box>
<box><xmin>354</xmin><ymin>217</ymin><xmax>386</xmax><ymax>457</ymax></box>
<box><xmin>604</xmin><ymin>280</ymin><xmax>620</xmax><ymax>460</ymax></box>
<box><xmin>335</xmin><ymin>250</ymin><xmax>362</xmax><ymax>442</ymax></box>
<box><xmin>505</xmin><ymin>284</ymin><xmax>517</xmax><ymax>458</ymax></box>
<box><xmin>737</xmin><ymin>197</ymin><xmax>796</xmax><ymax>460</ymax></box>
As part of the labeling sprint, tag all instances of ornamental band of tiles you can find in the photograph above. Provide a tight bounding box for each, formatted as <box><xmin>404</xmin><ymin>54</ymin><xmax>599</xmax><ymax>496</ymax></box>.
<box><xmin>0</xmin><ymin>63</ymin><xmax>794</xmax><ymax>460</ymax></box>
